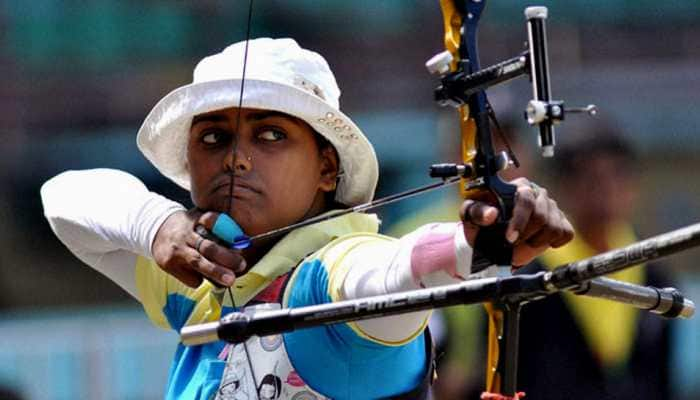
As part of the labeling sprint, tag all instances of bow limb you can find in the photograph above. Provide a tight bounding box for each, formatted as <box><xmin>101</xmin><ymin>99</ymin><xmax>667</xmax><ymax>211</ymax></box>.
<box><xmin>437</xmin><ymin>0</ymin><xmax>478</xmax><ymax>169</ymax></box>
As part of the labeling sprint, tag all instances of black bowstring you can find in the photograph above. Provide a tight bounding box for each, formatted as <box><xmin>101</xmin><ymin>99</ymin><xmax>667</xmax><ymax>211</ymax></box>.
<box><xmin>220</xmin><ymin>0</ymin><xmax>260</xmax><ymax>398</ymax></box>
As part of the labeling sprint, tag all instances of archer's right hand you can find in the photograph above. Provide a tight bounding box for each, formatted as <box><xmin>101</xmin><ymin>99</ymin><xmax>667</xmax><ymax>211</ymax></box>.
<box><xmin>151</xmin><ymin>209</ymin><xmax>247</xmax><ymax>288</ymax></box>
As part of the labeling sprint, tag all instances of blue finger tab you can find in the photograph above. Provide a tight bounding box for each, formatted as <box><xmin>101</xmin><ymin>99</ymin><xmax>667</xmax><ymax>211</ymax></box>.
<box><xmin>232</xmin><ymin>236</ymin><xmax>251</xmax><ymax>250</ymax></box>
<box><xmin>212</xmin><ymin>214</ymin><xmax>251</xmax><ymax>249</ymax></box>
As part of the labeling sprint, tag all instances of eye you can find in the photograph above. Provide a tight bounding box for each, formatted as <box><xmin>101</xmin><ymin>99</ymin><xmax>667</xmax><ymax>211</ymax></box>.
<box><xmin>201</xmin><ymin>129</ymin><xmax>226</xmax><ymax>145</ymax></box>
<box><xmin>257</xmin><ymin>128</ymin><xmax>286</xmax><ymax>142</ymax></box>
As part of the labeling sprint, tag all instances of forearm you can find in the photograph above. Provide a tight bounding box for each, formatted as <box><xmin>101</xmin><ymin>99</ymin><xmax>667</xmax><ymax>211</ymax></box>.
<box><xmin>339</xmin><ymin>223</ymin><xmax>472</xmax><ymax>344</ymax></box>
<box><xmin>41</xmin><ymin>169</ymin><xmax>185</xmax><ymax>295</ymax></box>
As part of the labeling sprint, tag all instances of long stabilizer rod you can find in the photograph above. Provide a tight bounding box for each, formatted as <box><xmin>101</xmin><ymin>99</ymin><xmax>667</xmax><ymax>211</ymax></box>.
<box><xmin>181</xmin><ymin>222</ymin><xmax>700</xmax><ymax>345</ymax></box>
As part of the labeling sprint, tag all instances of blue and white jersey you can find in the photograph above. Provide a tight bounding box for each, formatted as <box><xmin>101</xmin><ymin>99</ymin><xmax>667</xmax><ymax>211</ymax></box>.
<box><xmin>136</xmin><ymin>213</ymin><xmax>429</xmax><ymax>399</ymax></box>
<box><xmin>42</xmin><ymin>170</ymin><xmax>473</xmax><ymax>400</ymax></box>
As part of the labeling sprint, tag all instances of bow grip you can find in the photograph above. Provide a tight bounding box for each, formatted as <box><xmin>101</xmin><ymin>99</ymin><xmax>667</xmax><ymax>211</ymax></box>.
<box><xmin>473</xmin><ymin>222</ymin><xmax>512</xmax><ymax>270</ymax></box>
<box><xmin>471</xmin><ymin>180</ymin><xmax>517</xmax><ymax>271</ymax></box>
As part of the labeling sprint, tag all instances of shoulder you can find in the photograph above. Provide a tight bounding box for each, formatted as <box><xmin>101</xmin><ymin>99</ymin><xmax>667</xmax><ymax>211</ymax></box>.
<box><xmin>315</xmin><ymin>231</ymin><xmax>397</xmax><ymax>260</ymax></box>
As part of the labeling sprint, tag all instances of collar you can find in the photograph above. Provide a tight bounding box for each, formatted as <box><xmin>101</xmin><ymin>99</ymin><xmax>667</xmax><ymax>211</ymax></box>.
<box><xmin>226</xmin><ymin>212</ymin><xmax>380</xmax><ymax>306</ymax></box>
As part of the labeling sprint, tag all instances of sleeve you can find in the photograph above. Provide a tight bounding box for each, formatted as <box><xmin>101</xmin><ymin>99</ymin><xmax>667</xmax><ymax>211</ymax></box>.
<box><xmin>135</xmin><ymin>255</ymin><xmax>224</xmax><ymax>331</ymax></box>
<box><xmin>290</xmin><ymin>223</ymin><xmax>472</xmax><ymax>346</ymax></box>
<box><xmin>326</xmin><ymin>223</ymin><xmax>472</xmax><ymax>345</ymax></box>
<box><xmin>40</xmin><ymin>168</ymin><xmax>186</xmax><ymax>299</ymax></box>
<box><xmin>282</xmin><ymin>225</ymin><xmax>471</xmax><ymax>398</ymax></box>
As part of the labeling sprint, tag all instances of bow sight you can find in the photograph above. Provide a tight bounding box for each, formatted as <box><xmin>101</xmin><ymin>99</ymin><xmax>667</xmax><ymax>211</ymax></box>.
<box><xmin>426</xmin><ymin>6</ymin><xmax>597</xmax><ymax>160</ymax></box>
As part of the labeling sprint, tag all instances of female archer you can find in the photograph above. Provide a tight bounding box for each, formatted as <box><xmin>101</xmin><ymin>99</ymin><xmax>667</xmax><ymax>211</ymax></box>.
<box><xmin>41</xmin><ymin>38</ymin><xmax>572</xmax><ymax>399</ymax></box>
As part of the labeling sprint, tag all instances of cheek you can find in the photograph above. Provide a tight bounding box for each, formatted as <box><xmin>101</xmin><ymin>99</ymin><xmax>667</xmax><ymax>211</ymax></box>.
<box><xmin>187</xmin><ymin>150</ymin><xmax>203</xmax><ymax>200</ymax></box>
<box><xmin>265</xmin><ymin>155</ymin><xmax>321</xmax><ymax>203</ymax></box>
<box><xmin>272</xmin><ymin>165</ymin><xmax>319</xmax><ymax>199</ymax></box>
<box><xmin>186</xmin><ymin>147</ymin><xmax>222</xmax><ymax>207</ymax></box>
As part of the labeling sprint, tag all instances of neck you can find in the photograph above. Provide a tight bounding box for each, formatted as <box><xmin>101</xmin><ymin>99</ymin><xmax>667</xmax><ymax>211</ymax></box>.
<box><xmin>240</xmin><ymin>237</ymin><xmax>277</xmax><ymax>273</ymax></box>
<box><xmin>239</xmin><ymin>197</ymin><xmax>332</xmax><ymax>273</ymax></box>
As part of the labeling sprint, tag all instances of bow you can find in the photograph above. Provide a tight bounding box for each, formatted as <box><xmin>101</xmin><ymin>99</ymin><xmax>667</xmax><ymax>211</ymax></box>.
<box><xmin>430</xmin><ymin>1</ymin><xmax>526</xmax><ymax>396</ymax></box>
<box><xmin>428</xmin><ymin>1</ymin><xmax>595</xmax><ymax>396</ymax></box>
<box><xmin>429</xmin><ymin>3</ymin><xmax>517</xmax><ymax>394</ymax></box>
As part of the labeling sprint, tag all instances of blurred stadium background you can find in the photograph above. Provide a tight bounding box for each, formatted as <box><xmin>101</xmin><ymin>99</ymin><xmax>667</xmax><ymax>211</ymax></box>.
<box><xmin>0</xmin><ymin>1</ymin><xmax>699</xmax><ymax>399</ymax></box>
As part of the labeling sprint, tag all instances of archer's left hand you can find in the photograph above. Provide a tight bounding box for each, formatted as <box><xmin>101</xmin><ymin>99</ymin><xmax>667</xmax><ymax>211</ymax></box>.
<box><xmin>460</xmin><ymin>177</ymin><xmax>574</xmax><ymax>267</ymax></box>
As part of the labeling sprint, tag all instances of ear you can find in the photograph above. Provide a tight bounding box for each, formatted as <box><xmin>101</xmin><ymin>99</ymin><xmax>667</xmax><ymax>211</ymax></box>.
<box><xmin>318</xmin><ymin>145</ymin><xmax>339</xmax><ymax>193</ymax></box>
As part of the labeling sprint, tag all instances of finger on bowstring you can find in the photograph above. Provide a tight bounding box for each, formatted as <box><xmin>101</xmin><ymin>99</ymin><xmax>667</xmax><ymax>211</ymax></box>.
<box><xmin>460</xmin><ymin>199</ymin><xmax>499</xmax><ymax>227</ymax></box>
<box><xmin>186</xmin><ymin>207</ymin><xmax>204</xmax><ymax>219</ymax></box>
<box><xmin>506</xmin><ymin>184</ymin><xmax>537</xmax><ymax>244</ymax></box>
<box><xmin>186</xmin><ymin>230</ymin><xmax>246</xmax><ymax>274</ymax></box>
<box><xmin>197</xmin><ymin>211</ymin><xmax>222</xmax><ymax>232</ymax></box>
<box><xmin>186</xmin><ymin>248</ymin><xmax>237</xmax><ymax>287</ymax></box>
<box><xmin>171</xmin><ymin>268</ymin><xmax>204</xmax><ymax>289</ymax></box>
<box><xmin>186</xmin><ymin>229</ymin><xmax>206</xmax><ymax>251</ymax></box>
<box><xmin>197</xmin><ymin>211</ymin><xmax>247</xmax><ymax>247</ymax></box>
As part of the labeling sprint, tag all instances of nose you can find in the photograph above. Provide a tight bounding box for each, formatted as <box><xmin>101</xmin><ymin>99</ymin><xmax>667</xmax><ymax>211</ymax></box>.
<box><xmin>224</xmin><ymin>144</ymin><xmax>253</xmax><ymax>173</ymax></box>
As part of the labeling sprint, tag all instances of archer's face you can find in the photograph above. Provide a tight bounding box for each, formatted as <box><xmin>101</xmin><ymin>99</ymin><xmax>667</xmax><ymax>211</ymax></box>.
<box><xmin>187</xmin><ymin>107</ymin><xmax>339</xmax><ymax>236</ymax></box>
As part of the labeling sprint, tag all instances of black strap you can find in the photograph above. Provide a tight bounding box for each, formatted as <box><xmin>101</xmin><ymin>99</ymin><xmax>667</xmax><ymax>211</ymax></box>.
<box><xmin>661</xmin><ymin>288</ymin><xmax>685</xmax><ymax>318</ymax></box>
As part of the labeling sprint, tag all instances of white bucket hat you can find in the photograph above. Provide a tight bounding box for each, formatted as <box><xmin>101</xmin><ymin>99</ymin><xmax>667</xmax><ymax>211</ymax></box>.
<box><xmin>137</xmin><ymin>38</ymin><xmax>378</xmax><ymax>206</ymax></box>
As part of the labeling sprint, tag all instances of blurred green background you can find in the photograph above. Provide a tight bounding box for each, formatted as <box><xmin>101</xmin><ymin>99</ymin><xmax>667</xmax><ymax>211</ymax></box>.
<box><xmin>1</xmin><ymin>1</ymin><xmax>699</xmax><ymax>399</ymax></box>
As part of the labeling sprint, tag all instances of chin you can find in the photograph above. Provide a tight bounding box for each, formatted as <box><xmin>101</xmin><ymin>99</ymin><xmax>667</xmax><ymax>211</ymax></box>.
<box><xmin>229</xmin><ymin>208</ymin><xmax>261</xmax><ymax>234</ymax></box>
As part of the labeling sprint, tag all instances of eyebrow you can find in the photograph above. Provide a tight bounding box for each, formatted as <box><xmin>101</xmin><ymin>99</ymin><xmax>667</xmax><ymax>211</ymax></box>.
<box><xmin>191</xmin><ymin>110</ymin><xmax>302</xmax><ymax>127</ymax></box>
<box><xmin>245</xmin><ymin>110</ymin><xmax>295</xmax><ymax>122</ymax></box>
<box><xmin>191</xmin><ymin>114</ymin><xmax>228</xmax><ymax>126</ymax></box>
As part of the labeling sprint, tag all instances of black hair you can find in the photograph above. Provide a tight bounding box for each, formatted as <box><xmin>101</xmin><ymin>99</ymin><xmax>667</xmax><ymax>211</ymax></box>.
<box><xmin>312</xmin><ymin>130</ymin><xmax>346</xmax><ymax>209</ymax></box>
<box><xmin>257</xmin><ymin>374</ymin><xmax>282</xmax><ymax>398</ymax></box>
<box><xmin>552</xmin><ymin>120</ymin><xmax>637</xmax><ymax>179</ymax></box>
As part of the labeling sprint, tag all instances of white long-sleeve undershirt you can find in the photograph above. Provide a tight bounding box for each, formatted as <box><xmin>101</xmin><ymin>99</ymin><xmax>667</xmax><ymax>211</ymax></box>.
<box><xmin>41</xmin><ymin>169</ymin><xmax>186</xmax><ymax>299</ymax></box>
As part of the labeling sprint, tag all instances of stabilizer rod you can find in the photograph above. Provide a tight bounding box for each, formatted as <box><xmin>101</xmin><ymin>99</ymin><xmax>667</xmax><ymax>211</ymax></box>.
<box><xmin>181</xmin><ymin>222</ymin><xmax>700</xmax><ymax>346</ymax></box>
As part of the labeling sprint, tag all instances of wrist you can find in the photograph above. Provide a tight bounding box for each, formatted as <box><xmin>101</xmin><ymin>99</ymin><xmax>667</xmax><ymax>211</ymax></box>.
<box><xmin>148</xmin><ymin>206</ymin><xmax>188</xmax><ymax>259</ymax></box>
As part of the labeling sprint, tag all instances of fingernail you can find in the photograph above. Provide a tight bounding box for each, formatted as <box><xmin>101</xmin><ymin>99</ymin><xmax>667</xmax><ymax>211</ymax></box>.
<box><xmin>507</xmin><ymin>230</ymin><xmax>519</xmax><ymax>243</ymax></box>
<box><xmin>222</xmin><ymin>274</ymin><xmax>235</xmax><ymax>286</ymax></box>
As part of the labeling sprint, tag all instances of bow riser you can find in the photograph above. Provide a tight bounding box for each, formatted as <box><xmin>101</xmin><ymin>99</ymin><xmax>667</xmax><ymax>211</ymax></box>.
<box><xmin>433</xmin><ymin>1</ymin><xmax>576</xmax><ymax>397</ymax></box>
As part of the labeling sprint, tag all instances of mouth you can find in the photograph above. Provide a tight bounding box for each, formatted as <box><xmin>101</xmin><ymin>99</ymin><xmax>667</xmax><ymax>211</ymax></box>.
<box><xmin>213</xmin><ymin>179</ymin><xmax>262</xmax><ymax>197</ymax></box>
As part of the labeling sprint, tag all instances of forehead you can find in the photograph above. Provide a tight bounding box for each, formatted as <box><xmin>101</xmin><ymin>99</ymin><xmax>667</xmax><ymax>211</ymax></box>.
<box><xmin>190</xmin><ymin>107</ymin><xmax>305</xmax><ymax>128</ymax></box>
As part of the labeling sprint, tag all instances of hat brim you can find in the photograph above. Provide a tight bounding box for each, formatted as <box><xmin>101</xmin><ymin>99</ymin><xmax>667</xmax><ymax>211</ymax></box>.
<box><xmin>136</xmin><ymin>79</ymin><xmax>378</xmax><ymax>206</ymax></box>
